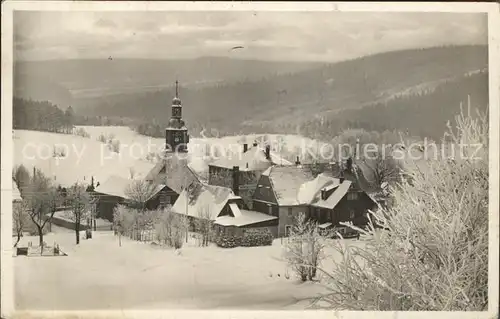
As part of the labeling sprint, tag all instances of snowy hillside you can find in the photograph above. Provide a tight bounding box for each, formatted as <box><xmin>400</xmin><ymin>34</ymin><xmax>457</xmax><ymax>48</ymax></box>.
<box><xmin>13</xmin><ymin>126</ymin><xmax>327</xmax><ymax>187</ymax></box>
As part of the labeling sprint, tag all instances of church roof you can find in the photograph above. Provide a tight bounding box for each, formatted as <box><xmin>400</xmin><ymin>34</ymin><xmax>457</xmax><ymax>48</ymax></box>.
<box><xmin>145</xmin><ymin>155</ymin><xmax>201</xmax><ymax>194</ymax></box>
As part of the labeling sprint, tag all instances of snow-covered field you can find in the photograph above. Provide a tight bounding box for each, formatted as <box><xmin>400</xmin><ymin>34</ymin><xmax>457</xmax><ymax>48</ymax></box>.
<box><xmin>14</xmin><ymin>230</ymin><xmax>366</xmax><ymax>310</ymax></box>
<box><xmin>13</xmin><ymin>126</ymin><xmax>327</xmax><ymax>187</ymax></box>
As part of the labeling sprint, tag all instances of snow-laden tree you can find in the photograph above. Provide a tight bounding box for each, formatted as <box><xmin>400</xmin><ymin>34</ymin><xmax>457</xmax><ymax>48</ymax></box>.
<box><xmin>124</xmin><ymin>180</ymin><xmax>159</xmax><ymax>240</ymax></box>
<box><xmin>284</xmin><ymin>212</ymin><xmax>325</xmax><ymax>282</ymax></box>
<box><xmin>66</xmin><ymin>183</ymin><xmax>91</xmax><ymax>244</ymax></box>
<box><xmin>317</xmin><ymin>107</ymin><xmax>489</xmax><ymax>310</ymax></box>
<box><xmin>113</xmin><ymin>204</ymin><xmax>136</xmax><ymax>247</ymax></box>
<box><xmin>23</xmin><ymin>169</ymin><xmax>60</xmax><ymax>248</ymax></box>
<box><xmin>194</xmin><ymin>206</ymin><xmax>214</xmax><ymax>247</ymax></box>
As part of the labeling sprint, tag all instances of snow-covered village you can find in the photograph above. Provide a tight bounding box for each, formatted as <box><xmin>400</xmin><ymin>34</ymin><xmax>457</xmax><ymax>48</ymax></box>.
<box><xmin>4</xmin><ymin>6</ymin><xmax>496</xmax><ymax>315</ymax></box>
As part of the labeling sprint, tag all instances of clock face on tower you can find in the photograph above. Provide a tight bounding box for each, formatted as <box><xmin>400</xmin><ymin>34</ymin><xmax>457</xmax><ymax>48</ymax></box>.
<box><xmin>174</xmin><ymin>132</ymin><xmax>182</xmax><ymax>143</ymax></box>
<box><xmin>172</xmin><ymin>106</ymin><xmax>181</xmax><ymax>117</ymax></box>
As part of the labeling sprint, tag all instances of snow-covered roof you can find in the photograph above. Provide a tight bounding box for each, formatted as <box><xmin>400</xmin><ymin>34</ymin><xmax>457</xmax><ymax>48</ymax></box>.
<box><xmin>262</xmin><ymin>166</ymin><xmax>316</xmax><ymax>206</ymax></box>
<box><xmin>210</xmin><ymin>146</ymin><xmax>293</xmax><ymax>171</ymax></box>
<box><xmin>94</xmin><ymin>175</ymin><xmax>165</xmax><ymax>201</ymax></box>
<box><xmin>214</xmin><ymin>207</ymin><xmax>278</xmax><ymax>227</ymax></box>
<box><xmin>171</xmin><ymin>183</ymin><xmax>240</xmax><ymax>220</ymax></box>
<box><xmin>311</xmin><ymin>180</ymin><xmax>352</xmax><ymax>209</ymax></box>
<box><xmin>94</xmin><ymin>175</ymin><xmax>132</xmax><ymax>198</ymax></box>
<box><xmin>145</xmin><ymin>156</ymin><xmax>201</xmax><ymax>194</ymax></box>
<box><xmin>12</xmin><ymin>180</ymin><xmax>22</xmax><ymax>202</ymax></box>
<box><xmin>259</xmin><ymin>166</ymin><xmax>372</xmax><ymax>210</ymax></box>
<box><xmin>297</xmin><ymin>173</ymin><xmax>339</xmax><ymax>205</ymax></box>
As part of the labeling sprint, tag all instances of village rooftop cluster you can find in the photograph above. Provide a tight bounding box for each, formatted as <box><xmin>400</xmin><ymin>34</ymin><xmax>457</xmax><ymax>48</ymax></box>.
<box><xmin>19</xmin><ymin>137</ymin><xmax>485</xmax><ymax>167</ymax></box>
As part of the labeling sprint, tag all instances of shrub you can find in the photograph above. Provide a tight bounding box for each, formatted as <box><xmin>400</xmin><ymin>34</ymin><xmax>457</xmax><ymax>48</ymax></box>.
<box><xmin>154</xmin><ymin>209</ymin><xmax>189</xmax><ymax>249</ymax></box>
<box><xmin>74</xmin><ymin>128</ymin><xmax>90</xmax><ymax>138</ymax></box>
<box><xmin>97</xmin><ymin>134</ymin><xmax>107</xmax><ymax>143</ymax></box>
<box><xmin>240</xmin><ymin>228</ymin><xmax>273</xmax><ymax>247</ymax></box>
<box><xmin>52</xmin><ymin>146</ymin><xmax>67</xmax><ymax>158</ymax></box>
<box><xmin>107</xmin><ymin>139</ymin><xmax>121</xmax><ymax>153</ymax></box>
<box><xmin>215</xmin><ymin>234</ymin><xmax>241</xmax><ymax>248</ymax></box>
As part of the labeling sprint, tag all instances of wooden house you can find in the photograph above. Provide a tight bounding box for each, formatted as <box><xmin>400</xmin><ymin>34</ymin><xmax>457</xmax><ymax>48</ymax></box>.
<box><xmin>208</xmin><ymin>142</ymin><xmax>293</xmax><ymax>207</ymax></box>
<box><xmin>172</xmin><ymin>183</ymin><xmax>278</xmax><ymax>238</ymax></box>
<box><xmin>94</xmin><ymin>175</ymin><xmax>174</xmax><ymax>221</ymax></box>
<box><xmin>252</xmin><ymin>163</ymin><xmax>378</xmax><ymax>237</ymax></box>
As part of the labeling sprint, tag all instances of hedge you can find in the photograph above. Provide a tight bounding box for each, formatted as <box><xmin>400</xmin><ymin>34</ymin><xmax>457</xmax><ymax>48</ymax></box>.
<box><xmin>215</xmin><ymin>228</ymin><xmax>273</xmax><ymax>248</ymax></box>
<box><xmin>215</xmin><ymin>234</ymin><xmax>241</xmax><ymax>248</ymax></box>
<box><xmin>241</xmin><ymin>228</ymin><xmax>273</xmax><ymax>247</ymax></box>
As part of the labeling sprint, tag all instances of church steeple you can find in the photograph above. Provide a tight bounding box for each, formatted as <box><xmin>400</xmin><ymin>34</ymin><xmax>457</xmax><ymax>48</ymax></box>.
<box><xmin>166</xmin><ymin>80</ymin><xmax>189</xmax><ymax>153</ymax></box>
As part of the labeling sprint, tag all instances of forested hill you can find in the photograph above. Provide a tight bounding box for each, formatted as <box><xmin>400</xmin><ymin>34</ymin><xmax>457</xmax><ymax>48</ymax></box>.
<box><xmin>102</xmin><ymin>70</ymin><xmax>487</xmax><ymax>142</ymax></box>
<box><xmin>277</xmin><ymin>70</ymin><xmax>489</xmax><ymax>142</ymax></box>
<box><xmin>14</xmin><ymin>57</ymin><xmax>323</xmax><ymax>104</ymax></box>
<box><xmin>77</xmin><ymin>45</ymin><xmax>487</xmax><ymax>138</ymax></box>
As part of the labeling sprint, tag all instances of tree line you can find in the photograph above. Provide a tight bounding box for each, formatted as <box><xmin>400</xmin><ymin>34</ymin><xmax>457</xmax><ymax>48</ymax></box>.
<box><xmin>13</xmin><ymin>98</ymin><xmax>75</xmax><ymax>133</ymax></box>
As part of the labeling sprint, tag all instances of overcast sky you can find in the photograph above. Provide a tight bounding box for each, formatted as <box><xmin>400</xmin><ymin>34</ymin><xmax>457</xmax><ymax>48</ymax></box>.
<box><xmin>14</xmin><ymin>11</ymin><xmax>487</xmax><ymax>62</ymax></box>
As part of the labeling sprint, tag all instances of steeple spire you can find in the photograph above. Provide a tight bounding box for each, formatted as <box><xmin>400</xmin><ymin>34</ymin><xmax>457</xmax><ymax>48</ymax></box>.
<box><xmin>175</xmin><ymin>80</ymin><xmax>179</xmax><ymax>97</ymax></box>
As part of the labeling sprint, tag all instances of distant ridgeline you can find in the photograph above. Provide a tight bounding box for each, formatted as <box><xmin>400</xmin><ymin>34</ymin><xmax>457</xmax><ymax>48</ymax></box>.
<box><xmin>130</xmin><ymin>69</ymin><xmax>488</xmax><ymax>142</ymax></box>
<box><xmin>14</xmin><ymin>45</ymin><xmax>488</xmax><ymax>142</ymax></box>
<box><xmin>74</xmin><ymin>45</ymin><xmax>487</xmax><ymax>142</ymax></box>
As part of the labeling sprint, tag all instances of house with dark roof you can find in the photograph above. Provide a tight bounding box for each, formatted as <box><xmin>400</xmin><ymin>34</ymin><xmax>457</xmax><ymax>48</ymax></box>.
<box><xmin>172</xmin><ymin>182</ymin><xmax>278</xmax><ymax>237</ymax></box>
<box><xmin>208</xmin><ymin>142</ymin><xmax>293</xmax><ymax>207</ymax></box>
<box><xmin>252</xmin><ymin>162</ymin><xmax>378</xmax><ymax>237</ymax></box>
<box><xmin>94</xmin><ymin>175</ymin><xmax>175</xmax><ymax>221</ymax></box>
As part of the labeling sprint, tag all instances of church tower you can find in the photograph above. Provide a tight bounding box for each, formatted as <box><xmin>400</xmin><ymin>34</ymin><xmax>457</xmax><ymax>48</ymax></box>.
<box><xmin>165</xmin><ymin>81</ymin><xmax>189</xmax><ymax>153</ymax></box>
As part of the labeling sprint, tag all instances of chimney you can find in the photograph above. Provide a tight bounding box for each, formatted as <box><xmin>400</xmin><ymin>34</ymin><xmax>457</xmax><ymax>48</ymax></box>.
<box><xmin>232</xmin><ymin>166</ymin><xmax>240</xmax><ymax>196</ymax></box>
<box><xmin>340</xmin><ymin>171</ymin><xmax>345</xmax><ymax>183</ymax></box>
<box><xmin>321</xmin><ymin>189</ymin><xmax>327</xmax><ymax>200</ymax></box>
<box><xmin>330</xmin><ymin>161</ymin><xmax>340</xmax><ymax>177</ymax></box>
<box><xmin>243</xmin><ymin>143</ymin><xmax>248</xmax><ymax>153</ymax></box>
<box><xmin>265</xmin><ymin>145</ymin><xmax>271</xmax><ymax>160</ymax></box>
<box><xmin>295</xmin><ymin>156</ymin><xmax>301</xmax><ymax>165</ymax></box>
<box><xmin>345</xmin><ymin>157</ymin><xmax>353</xmax><ymax>172</ymax></box>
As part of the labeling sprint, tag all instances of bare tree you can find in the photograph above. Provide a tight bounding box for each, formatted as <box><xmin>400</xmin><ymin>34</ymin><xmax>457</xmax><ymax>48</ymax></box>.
<box><xmin>13</xmin><ymin>200</ymin><xmax>29</xmax><ymax>247</ymax></box>
<box><xmin>24</xmin><ymin>169</ymin><xmax>60</xmax><ymax>248</ymax></box>
<box><xmin>125</xmin><ymin>179</ymin><xmax>158</xmax><ymax>212</ymax></box>
<box><xmin>361</xmin><ymin>146</ymin><xmax>402</xmax><ymax>189</ymax></box>
<box><xmin>66</xmin><ymin>183</ymin><xmax>91</xmax><ymax>244</ymax></box>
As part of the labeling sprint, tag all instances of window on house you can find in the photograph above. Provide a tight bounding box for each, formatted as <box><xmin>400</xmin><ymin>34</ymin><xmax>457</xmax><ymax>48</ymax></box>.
<box><xmin>268</xmin><ymin>204</ymin><xmax>273</xmax><ymax>216</ymax></box>
<box><xmin>288</xmin><ymin>207</ymin><xmax>293</xmax><ymax>218</ymax></box>
<box><xmin>347</xmin><ymin>192</ymin><xmax>358</xmax><ymax>200</ymax></box>
<box><xmin>349</xmin><ymin>211</ymin><xmax>355</xmax><ymax>219</ymax></box>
